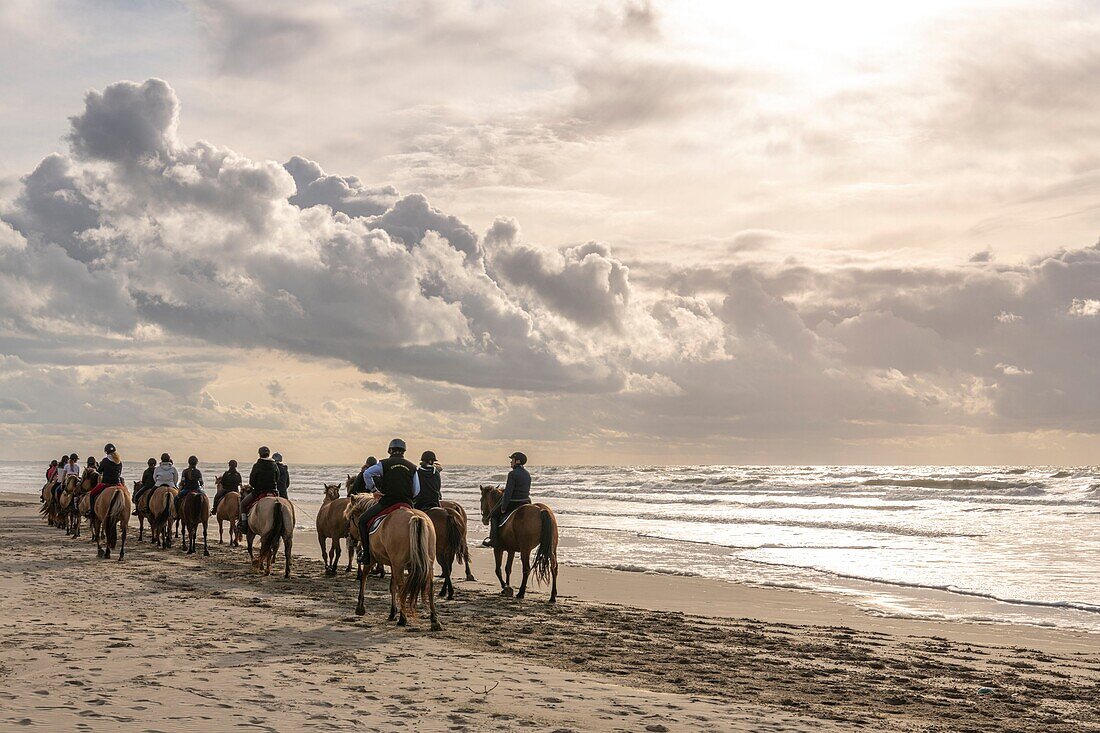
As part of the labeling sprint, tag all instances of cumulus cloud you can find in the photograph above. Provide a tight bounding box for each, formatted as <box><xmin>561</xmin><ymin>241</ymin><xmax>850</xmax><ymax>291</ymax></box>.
<box><xmin>4</xmin><ymin>77</ymin><xmax>1100</xmax><ymax>459</ymax></box>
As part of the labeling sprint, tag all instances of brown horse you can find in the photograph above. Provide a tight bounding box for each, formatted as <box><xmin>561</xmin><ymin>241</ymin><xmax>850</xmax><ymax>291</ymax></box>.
<box><xmin>346</xmin><ymin>496</ymin><xmax>441</xmax><ymax>630</ymax></box>
<box><xmin>148</xmin><ymin>485</ymin><xmax>178</xmax><ymax>549</ymax></box>
<box><xmin>245</xmin><ymin>493</ymin><xmax>295</xmax><ymax>577</ymax></box>
<box><xmin>180</xmin><ymin>491</ymin><xmax>211</xmax><ymax>556</ymax></box>
<box><xmin>316</xmin><ymin>483</ymin><xmax>355</xmax><ymax>576</ymax></box>
<box><xmin>91</xmin><ymin>484</ymin><xmax>131</xmax><ymax>561</ymax></box>
<box><xmin>424</xmin><ymin>505</ymin><xmax>470</xmax><ymax>600</ymax></box>
<box><xmin>479</xmin><ymin>485</ymin><xmax>559</xmax><ymax>602</ymax></box>
<box><xmin>132</xmin><ymin>480</ymin><xmax>153</xmax><ymax>541</ymax></box>
<box><xmin>214</xmin><ymin>477</ymin><xmax>242</xmax><ymax>546</ymax></box>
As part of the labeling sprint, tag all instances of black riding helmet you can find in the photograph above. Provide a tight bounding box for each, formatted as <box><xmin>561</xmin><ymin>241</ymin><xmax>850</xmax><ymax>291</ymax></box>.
<box><xmin>187</xmin><ymin>455</ymin><xmax>198</xmax><ymax>466</ymax></box>
<box><xmin>388</xmin><ymin>438</ymin><xmax>407</xmax><ymax>454</ymax></box>
<box><xmin>147</xmin><ymin>457</ymin><xmax>156</xmax><ymax>467</ymax></box>
<box><xmin>228</xmin><ymin>459</ymin><xmax>237</xmax><ymax>468</ymax></box>
<box><xmin>104</xmin><ymin>443</ymin><xmax>116</xmax><ymax>454</ymax></box>
<box><xmin>161</xmin><ymin>453</ymin><xmax>171</xmax><ymax>463</ymax></box>
<box><xmin>421</xmin><ymin>450</ymin><xmax>437</xmax><ymax>464</ymax></box>
<box><xmin>69</xmin><ymin>453</ymin><xmax>78</xmax><ymax>461</ymax></box>
<box><xmin>509</xmin><ymin>451</ymin><xmax>527</xmax><ymax>466</ymax></box>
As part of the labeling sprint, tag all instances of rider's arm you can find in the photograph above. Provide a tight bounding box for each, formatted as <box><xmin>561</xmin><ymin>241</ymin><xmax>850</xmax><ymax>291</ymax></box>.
<box><xmin>501</xmin><ymin>471</ymin><xmax>516</xmax><ymax>507</ymax></box>
<box><xmin>412</xmin><ymin>471</ymin><xmax>420</xmax><ymax>498</ymax></box>
<box><xmin>363</xmin><ymin>463</ymin><xmax>383</xmax><ymax>483</ymax></box>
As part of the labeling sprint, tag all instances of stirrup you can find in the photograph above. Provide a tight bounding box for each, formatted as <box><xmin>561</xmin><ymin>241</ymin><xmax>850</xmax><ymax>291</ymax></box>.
<box><xmin>481</xmin><ymin>537</ymin><xmax>493</xmax><ymax>548</ymax></box>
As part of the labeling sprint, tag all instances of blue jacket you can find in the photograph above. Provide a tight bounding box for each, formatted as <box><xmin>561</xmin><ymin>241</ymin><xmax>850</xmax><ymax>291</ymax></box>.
<box><xmin>501</xmin><ymin>466</ymin><xmax>531</xmax><ymax>506</ymax></box>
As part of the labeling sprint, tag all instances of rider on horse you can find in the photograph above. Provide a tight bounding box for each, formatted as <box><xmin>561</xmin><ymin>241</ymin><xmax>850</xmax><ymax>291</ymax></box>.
<box><xmin>175</xmin><ymin>456</ymin><xmax>205</xmax><ymax>513</ymax></box>
<box><xmin>153</xmin><ymin>453</ymin><xmax>178</xmax><ymax>489</ymax></box>
<box><xmin>132</xmin><ymin>457</ymin><xmax>157</xmax><ymax>510</ymax></box>
<box><xmin>57</xmin><ymin>454</ymin><xmax>80</xmax><ymax>502</ymax></box>
<box><xmin>85</xmin><ymin>444</ymin><xmax>123</xmax><ymax>515</ymax></box>
<box><xmin>413</xmin><ymin>450</ymin><xmax>443</xmax><ymax>511</ymax></box>
<box><xmin>355</xmin><ymin>438</ymin><xmax>420</xmax><ymax>567</ymax></box>
<box><xmin>212</xmin><ymin>459</ymin><xmax>242</xmax><ymax>512</ymax></box>
<box><xmin>240</xmin><ymin>446</ymin><xmax>279</xmax><ymax>533</ymax></box>
<box><xmin>482</xmin><ymin>451</ymin><xmax>531</xmax><ymax>547</ymax></box>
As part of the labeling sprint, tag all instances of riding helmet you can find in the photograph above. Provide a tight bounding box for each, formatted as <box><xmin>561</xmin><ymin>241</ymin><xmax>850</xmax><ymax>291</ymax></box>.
<box><xmin>388</xmin><ymin>438</ymin><xmax>407</xmax><ymax>453</ymax></box>
<box><xmin>365</xmin><ymin>456</ymin><xmax>378</xmax><ymax>467</ymax></box>
<box><xmin>229</xmin><ymin>459</ymin><xmax>238</xmax><ymax>468</ymax></box>
<box><xmin>188</xmin><ymin>455</ymin><xmax>198</xmax><ymax>466</ymax></box>
<box><xmin>69</xmin><ymin>453</ymin><xmax>78</xmax><ymax>460</ymax></box>
<box><xmin>147</xmin><ymin>457</ymin><xmax>156</xmax><ymax>467</ymax></box>
<box><xmin>421</xmin><ymin>450</ymin><xmax>437</xmax><ymax>464</ymax></box>
<box><xmin>509</xmin><ymin>451</ymin><xmax>528</xmax><ymax>465</ymax></box>
<box><xmin>258</xmin><ymin>446</ymin><xmax>270</xmax><ymax>457</ymax></box>
<box><xmin>161</xmin><ymin>453</ymin><xmax>171</xmax><ymax>463</ymax></box>
<box><xmin>272</xmin><ymin>452</ymin><xmax>283</xmax><ymax>462</ymax></box>
<box><xmin>104</xmin><ymin>443</ymin><xmax>116</xmax><ymax>454</ymax></box>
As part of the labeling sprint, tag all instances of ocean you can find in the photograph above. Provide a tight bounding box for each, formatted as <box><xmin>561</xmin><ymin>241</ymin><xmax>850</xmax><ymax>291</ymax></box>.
<box><xmin>5</xmin><ymin>461</ymin><xmax>1098</xmax><ymax>633</ymax></box>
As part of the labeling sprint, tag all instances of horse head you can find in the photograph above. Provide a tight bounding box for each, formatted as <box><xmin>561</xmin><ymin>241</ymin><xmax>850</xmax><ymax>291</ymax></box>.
<box><xmin>323</xmin><ymin>483</ymin><xmax>341</xmax><ymax>502</ymax></box>
<box><xmin>479</xmin><ymin>485</ymin><xmax>502</xmax><ymax>526</ymax></box>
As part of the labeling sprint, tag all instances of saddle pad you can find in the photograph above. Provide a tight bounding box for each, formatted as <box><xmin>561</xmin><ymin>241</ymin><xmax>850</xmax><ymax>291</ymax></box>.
<box><xmin>368</xmin><ymin>502</ymin><xmax>412</xmax><ymax>535</ymax></box>
<box><xmin>499</xmin><ymin>505</ymin><xmax>523</xmax><ymax>527</ymax></box>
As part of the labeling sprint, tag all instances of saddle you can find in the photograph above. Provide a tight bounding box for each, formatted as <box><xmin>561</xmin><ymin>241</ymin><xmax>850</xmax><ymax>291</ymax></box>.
<box><xmin>499</xmin><ymin>504</ymin><xmax>524</xmax><ymax>528</ymax></box>
<box><xmin>367</xmin><ymin>502</ymin><xmax>411</xmax><ymax>535</ymax></box>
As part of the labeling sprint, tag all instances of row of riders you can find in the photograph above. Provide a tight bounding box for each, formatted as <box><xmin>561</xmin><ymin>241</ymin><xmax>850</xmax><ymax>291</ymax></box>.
<box><xmin>39</xmin><ymin>440</ymin><xmax>559</xmax><ymax>631</ymax></box>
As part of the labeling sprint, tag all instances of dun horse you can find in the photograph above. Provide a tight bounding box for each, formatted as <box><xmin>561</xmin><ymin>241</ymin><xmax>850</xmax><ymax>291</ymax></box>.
<box><xmin>91</xmin><ymin>483</ymin><xmax>131</xmax><ymax>561</ymax></box>
<box><xmin>244</xmin><ymin>492</ymin><xmax>295</xmax><ymax>577</ymax></box>
<box><xmin>424</xmin><ymin>505</ymin><xmax>471</xmax><ymax>600</ymax></box>
<box><xmin>180</xmin><ymin>491</ymin><xmax>211</xmax><ymax>556</ymax></box>
<box><xmin>67</xmin><ymin>470</ymin><xmax>98</xmax><ymax>537</ymax></box>
<box><xmin>148</xmin><ymin>485</ymin><xmax>177</xmax><ymax>549</ymax></box>
<box><xmin>346</xmin><ymin>496</ymin><xmax>441</xmax><ymax>630</ymax></box>
<box><xmin>479</xmin><ymin>485</ymin><xmax>559</xmax><ymax>602</ymax></box>
<box><xmin>214</xmin><ymin>477</ymin><xmax>242</xmax><ymax>546</ymax></box>
<box><xmin>316</xmin><ymin>483</ymin><xmax>355</xmax><ymax>576</ymax></box>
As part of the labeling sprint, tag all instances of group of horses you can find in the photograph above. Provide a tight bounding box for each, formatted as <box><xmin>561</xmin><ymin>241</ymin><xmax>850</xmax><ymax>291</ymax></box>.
<box><xmin>38</xmin><ymin>467</ymin><xmax>560</xmax><ymax>630</ymax></box>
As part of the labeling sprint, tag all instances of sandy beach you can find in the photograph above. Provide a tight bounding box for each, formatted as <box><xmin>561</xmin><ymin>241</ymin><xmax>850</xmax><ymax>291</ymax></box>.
<box><xmin>1</xmin><ymin>493</ymin><xmax>1097</xmax><ymax>732</ymax></box>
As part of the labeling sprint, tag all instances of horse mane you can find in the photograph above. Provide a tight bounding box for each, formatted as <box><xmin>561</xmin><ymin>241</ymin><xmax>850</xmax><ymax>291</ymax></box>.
<box><xmin>343</xmin><ymin>494</ymin><xmax>376</xmax><ymax>524</ymax></box>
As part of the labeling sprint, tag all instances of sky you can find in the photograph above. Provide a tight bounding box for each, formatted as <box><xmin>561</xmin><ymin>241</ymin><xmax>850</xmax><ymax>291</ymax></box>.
<box><xmin>1</xmin><ymin>0</ymin><xmax>1099</xmax><ymax>465</ymax></box>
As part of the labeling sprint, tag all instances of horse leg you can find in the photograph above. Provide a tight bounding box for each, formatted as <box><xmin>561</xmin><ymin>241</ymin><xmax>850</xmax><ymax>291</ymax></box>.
<box><xmin>494</xmin><ymin>548</ymin><xmax>507</xmax><ymax>592</ymax></box>
<box><xmin>283</xmin><ymin>532</ymin><xmax>292</xmax><ymax>579</ymax></box>
<box><xmin>202</xmin><ymin>520</ymin><xmax>209</xmax><ymax>557</ymax></box>
<box><xmin>247</xmin><ymin>533</ymin><xmax>255</xmax><ymax>561</ymax></box>
<box><xmin>218</xmin><ymin>519</ymin><xmax>224</xmax><ymax>544</ymax></box>
<box><xmin>395</xmin><ymin>571</ymin><xmax>407</xmax><ymax>627</ymax></box>
<box><xmin>118</xmin><ymin>518</ymin><xmax>127</xmax><ymax>562</ymax></box>
<box><xmin>138</xmin><ymin>515</ymin><xmax>144</xmax><ymax>542</ymax></box>
<box><xmin>355</xmin><ymin>551</ymin><xmax>368</xmax><ymax>616</ymax></box>
<box><xmin>549</xmin><ymin>554</ymin><xmax>559</xmax><ymax>603</ymax></box>
<box><xmin>505</xmin><ymin>551</ymin><xmax>515</xmax><ymax>585</ymax></box>
<box><xmin>388</xmin><ymin>570</ymin><xmax>399</xmax><ymax>622</ymax></box>
<box><xmin>516</xmin><ymin>551</ymin><xmax>532</xmax><ymax>600</ymax></box>
<box><xmin>344</xmin><ymin>537</ymin><xmax>354</xmax><ymax>573</ymax></box>
<box><xmin>428</xmin><ymin>573</ymin><xmax>442</xmax><ymax>632</ymax></box>
<box><xmin>332</xmin><ymin>540</ymin><xmax>341</xmax><ymax>577</ymax></box>
<box><xmin>318</xmin><ymin>533</ymin><xmax>329</xmax><ymax>574</ymax></box>
<box><xmin>464</xmin><ymin>546</ymin><xmax>476</xmax><ymax>582</ymax></box>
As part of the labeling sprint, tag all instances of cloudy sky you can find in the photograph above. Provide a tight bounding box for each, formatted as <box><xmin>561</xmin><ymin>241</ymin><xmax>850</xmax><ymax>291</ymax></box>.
<box><xmin>1</xmin><ymin>0</ymin><xmax>1099</xmax><ymax>465</ymax></box>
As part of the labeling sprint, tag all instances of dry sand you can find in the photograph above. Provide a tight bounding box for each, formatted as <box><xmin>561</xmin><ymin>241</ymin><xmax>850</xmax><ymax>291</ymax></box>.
<box><xmin>1</xmin><ymin>493</ymin><xmax>1097</xmax><ymax>732</ymax></box>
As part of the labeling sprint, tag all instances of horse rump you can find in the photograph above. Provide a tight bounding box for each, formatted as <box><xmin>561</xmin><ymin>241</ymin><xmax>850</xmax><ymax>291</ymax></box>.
<box><xmin>104</xmin><ymin>490</ymin><xmax>122</xmax><ymax>549</ymax></box>
<box><xmin>256</xmin><ymin>500</ymin><xmax>284</xmax><ymax>569</ymax></box>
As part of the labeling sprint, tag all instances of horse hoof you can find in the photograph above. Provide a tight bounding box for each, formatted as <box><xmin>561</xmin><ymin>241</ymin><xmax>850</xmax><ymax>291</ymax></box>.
<box><xmin>500</xmin><ymin>587</ymin><xmax>514</xmax><ymax>597</ymax></box>
<box><xmin>397</xmin><ymin>617</ymin><xmax>407</xmax><ymax>627</ymax></box>
<box><xmin>430</xmin><ymin>621</ymin><xmax>443</xmax><ymax>632</ymax></box>
<box><xmin>548</xmin><ymin>597</ymin><xmax>557</xmax><ymax>604</ymax></box>
<box><xmin>516</xmin><ymin>592</ymin><xmax>525</xmax><ymax>600</ymax></box>
<box><xmin>96</xmin><ymin>550</ymin><xmax>104</xmax><ymax>558</ymax></box>
<box><xmin>203</xmin><ymin>550</ymin><xmax>210</xmax><ymax>557</ymax></box>
<box><xmin>355</xmin><ymin>606</ymin><xmax>365</xmax><ymax>616</ymax></box>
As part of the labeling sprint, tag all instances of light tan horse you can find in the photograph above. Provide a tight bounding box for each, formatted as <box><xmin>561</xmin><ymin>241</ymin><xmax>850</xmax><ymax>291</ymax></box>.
<box><xmin>40</xmin><ymin>480</ymin><xmax>59</xmax><ymax>524</ymax></box>
<box><xmin>179</xmin><ymin>491</ymin><xmax>211</xmax><ymax>556</ymax></box>
<box><xmin>91</xmin><ymin>484</ymin><xmax>131</xmax><ymax>561</ymax></box>
<box><xmin>479</xmin><ymin>485</ymin><xmax>559</xmax><ymax>603</ymax></box>
<box><xmin>316</xmin><ymin>483</ymin><xmax>355</xmax><ymax>576</ymax></box>
<box><xmin>214</xmin><ymin>477</ymin><xmax>242</xmax><ymax>546</ymax></box>
<box><xmin>346</xmin><ymin>497</ymin><xmax>441</xmax><ymax>630</ymax></box>
<box><xmin>132</xmin><ymin>480</ymin><xmax>153</xmax><ymax>541</ymax></box>
<box><xmin>245</xmin><ymin>493</ymin><xmax>295</xmax><ymax>577</ymax></box>
<box><xmin>68</xmin><ymin>470</ymin><xmax>98</xmax><ymax>537</ymax></box>
<box><xmin>148</xmin><ymin>485</ymin><xmax>178</xmax><ymax>549</ymax></box>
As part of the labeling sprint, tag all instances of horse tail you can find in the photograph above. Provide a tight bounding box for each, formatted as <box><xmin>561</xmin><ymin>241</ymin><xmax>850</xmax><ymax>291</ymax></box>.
<box><xmin>104</xmin><ymin>490</ymin><xmax>122</xmax><ymax>548</ymax></box>
<box><xmin>257</xmin><ymin>500</ymin><xmax>284</xmax><ymax>567</ymax></box>
<box><xmin>400</xmin><ymin>514</ymin><xmax>433</xmax><ymax>618</ymax></box>
<box><xmin>445</xmin><ymin>508</ymin><xmax>466</xmax><ymax>566</ymax></box>
<box><xmin>156</xmin><ymin>490</ymin><xmax>172</xmax><ymax>525</ymax></box>
<box><xmin>533</xmin><ymin>508</ymin><xmax>556</xmax><ymax>586</ymax></box>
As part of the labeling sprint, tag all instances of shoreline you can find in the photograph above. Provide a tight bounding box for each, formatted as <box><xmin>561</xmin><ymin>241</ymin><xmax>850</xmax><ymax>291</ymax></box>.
<box><xmin>3</xmin><ymin>492</ymin><xmax>1098</xmax><ymax>731</ymax></box>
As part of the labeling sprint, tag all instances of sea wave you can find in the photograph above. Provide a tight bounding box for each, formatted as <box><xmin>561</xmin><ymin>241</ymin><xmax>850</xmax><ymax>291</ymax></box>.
<box><xmin>861</xmin><ymin>478</ymin><xmax>1045</xmax><ymax>493</ymax></box>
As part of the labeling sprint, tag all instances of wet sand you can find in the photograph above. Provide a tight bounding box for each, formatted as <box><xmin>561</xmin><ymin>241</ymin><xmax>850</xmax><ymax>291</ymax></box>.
<box><xmin>1</xmin><ymin>493</ymin><xmax>1097</xmax><ymax>731</ymax></box>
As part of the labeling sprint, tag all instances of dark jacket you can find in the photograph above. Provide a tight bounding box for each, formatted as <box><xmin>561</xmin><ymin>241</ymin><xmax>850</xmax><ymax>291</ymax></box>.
<box><xmin>100</xmin><ymin>456</ymin><xmax>123</xmax><ymax>485</ymax></box>
<box><xmin>276</xmin><ymin>463</ymin><xmax>290</xmax><ymax>498</ymax></box>
<box><xmin>414</xmin><ymin>466</ymin><xmax>442</xmax><ymax>509</ymax></box>
<box><xmin>141</xmin><ymin>465</ymin><xmax>156</xmax><ymax>491</ymax></box>
<box><xmin>501</xmin><ymin>466</ymin><xmax>531</xmax><ymax>506</ymax></box>
<box><xmin>180</xmin><ymin>467</ymin><xmax>203</xmax><ymax>492</ymax></box>
<box><xmin>378</xmin><ymin>456</ymin><xmax>417</xmax><ymax>503</ymax></box>
<box><xmin>249</xmin><ymin>458</ymin><xmax>279</xmax><ymax>493</ymax></box>
<box><xmin>219</xmin><ymin>468</ymin><xmax>242</xmax><ymax>492</ymax></box>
